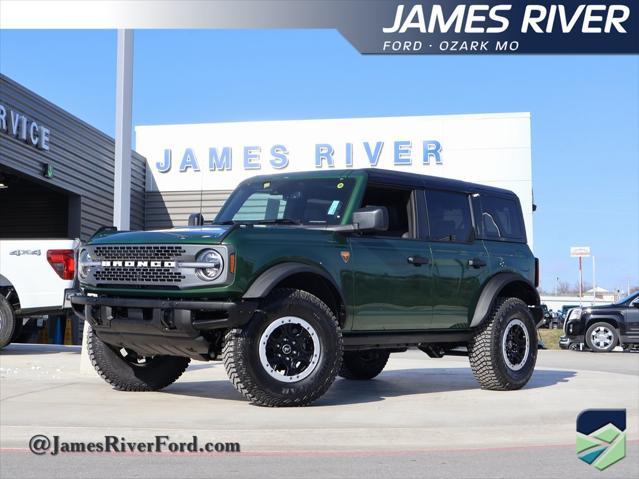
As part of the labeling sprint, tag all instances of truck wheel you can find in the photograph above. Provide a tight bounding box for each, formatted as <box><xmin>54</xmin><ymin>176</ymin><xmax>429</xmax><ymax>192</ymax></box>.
<box><xmin>569</xmin><ymin>342</ymin><xmax>582</xmax><ymax>351</ymax></box>
<box><xmin>0</xmin><ymin>295</ymin><xmax>16</xmax><ymax>349</ymax></box>
<box><xmin>469</xmin><ymin>297</ymin><xmax>537</xmax><ymax>391</ymax></box>
<box><xmin>585</xmin><ymin>322</ymin><xmax>618</xmax><ymax>353</ymax></box>
<box><xmin>339</xmin><ymin>350</ymin><xmax>389</xmax><ymax>380</ymax></box>
<box><xmin>223</xmin><ymin>288</ymin><xmax>342</xmax><ymax>407</ymax></box>
<box><xmin>0</xmin><ymin>294</ymin><xmax>16</xmax><ymax>349</ymax></box>
<box><xmin>87</xmin><ymin>328</ymin><xmax>190</xmax><ymax>391</ymax></box>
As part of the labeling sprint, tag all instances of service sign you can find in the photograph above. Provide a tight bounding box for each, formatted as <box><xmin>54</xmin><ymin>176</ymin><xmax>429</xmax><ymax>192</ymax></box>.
<box><xmin>135</xmin><ymin>112</ymin><xmax>534</xmax><ymax>242</ymax></box>
<box><xmin>0</xmin><ymin>103</ymin><xmax>51</xmax><ymax>151</ymax></box>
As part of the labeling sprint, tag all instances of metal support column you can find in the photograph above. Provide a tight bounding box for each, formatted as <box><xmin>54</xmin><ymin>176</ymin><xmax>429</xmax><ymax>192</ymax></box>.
<box><xmin>113</xmin><ymin>29</ymin><xmax>134</xmax><ymax>230</ymax></box>
<box><xmin>81</xmin><ymin>30</ymin><xmax>134</xmax><ymax>373</ymax></box>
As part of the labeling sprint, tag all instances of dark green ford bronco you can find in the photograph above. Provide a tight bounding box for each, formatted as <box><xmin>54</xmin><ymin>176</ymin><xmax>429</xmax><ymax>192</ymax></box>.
<box><xmin>72</xmin><ymin>169</ymin><xmax>541</xmax><ymax>407</ymax></box>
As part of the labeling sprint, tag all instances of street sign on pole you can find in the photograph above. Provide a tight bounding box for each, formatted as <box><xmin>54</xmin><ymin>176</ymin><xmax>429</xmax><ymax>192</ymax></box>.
<box><xmin>570</xmin><ymin>246</ymin><xmax>591</xmax><ymax>305</ymax></box>
<box><xmin>570</xmin><ymin>246</ymin><xmax>591</xmax><ymax>257</ymax></box>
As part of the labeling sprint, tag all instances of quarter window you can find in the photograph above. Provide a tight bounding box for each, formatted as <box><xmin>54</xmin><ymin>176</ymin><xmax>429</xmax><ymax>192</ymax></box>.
<box><xmin>479</xmin><ymin>196</ymin><xmax>525</xmax><ymax>241</ymax></box>
<box><xmin>426</xmin><ymin>190</ymin><xmax>473</xmax><ymax>242</ymax></box>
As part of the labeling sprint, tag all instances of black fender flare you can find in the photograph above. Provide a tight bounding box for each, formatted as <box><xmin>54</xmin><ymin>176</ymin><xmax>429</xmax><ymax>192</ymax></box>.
<box><xmin>470</xmin><ymin>273</ymin><xmax>541</xmax><ymax>328</ymax></box>
<box><xmin>242</xmin><ymin>262</ymin><xmax>342</xmax><ymax>300</ymax></box>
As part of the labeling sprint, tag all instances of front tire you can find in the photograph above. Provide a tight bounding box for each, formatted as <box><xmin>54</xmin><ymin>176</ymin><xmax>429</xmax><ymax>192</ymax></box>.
<box><xmin>585</xmin><ymin>322</ymin><xmax>618</xmax><ymax>353</ymax></box>
<box><xmin>469</xmin><ymin>297</ymin><xmax>538</xmax><ymax>391</ymax></box>
<box><xmin>87</xmin><ymin>327</ymin><xmax>190</xmax><ymax>391</ymax></box>
<box><xmin>0</xmin><ymin>295</ymin><xmax>16</xmax><ymax>349</ymax></box>
<box><xmin>339</xmin><ymin>350</ymin><xmax>390</xmax><ymax>380</ymax></box>
<box><xmin>223</xmin><ymin>288</ymin><xmax>342</xmax><ymax>407</ymax></box>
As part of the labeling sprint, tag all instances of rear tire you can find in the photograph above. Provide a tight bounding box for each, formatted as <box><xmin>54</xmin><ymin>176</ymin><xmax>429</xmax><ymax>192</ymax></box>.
<box><xmin>339</xmin><ymin>350</ymin><xmax>389</xmax><ymax>380</ymax></box>
<box><xmin>87</xmin><ymin>327</ymin><xmax>190</xmax><ymax>391</ymax></box>
<box><xmin>223</xmin><ymin>288</ymin><xmax>342</xmax><ymax>407</ymax></box>
<box><xmin>0</xmin><ymin>295</ymin><xmax>16</xmax><ymax>349</ymax></box>
<box><xmin>469</xmin><ymin>297</ymin><xmax>538</xmax><ymax>391</ymax></box>
<box><xmin>585</xmin><ymin>322</ymin><xmax>618</xmax><ymax>353</ymax></box>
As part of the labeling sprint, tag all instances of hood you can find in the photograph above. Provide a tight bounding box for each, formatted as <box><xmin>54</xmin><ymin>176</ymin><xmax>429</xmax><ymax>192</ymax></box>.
<box><xmin>89</xmin><ymin>226</ymin><xmax>232</xmax><ymax>245</ymax></box>
<box><xmin>588</xmin><ymin>303</ymin><xmax>617</xmax><ymax>310</ymax></box>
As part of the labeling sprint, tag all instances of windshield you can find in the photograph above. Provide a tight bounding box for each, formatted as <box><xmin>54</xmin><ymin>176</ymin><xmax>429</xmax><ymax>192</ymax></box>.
<box><xmin>215</xmin><ymin>177</ymin><xmax>356</xmax><ymax>226</ymax></box>
<box><xmin>614</xmin><ymin>291</ymin><xmax>639</xmax><ymax>305</ymax></box>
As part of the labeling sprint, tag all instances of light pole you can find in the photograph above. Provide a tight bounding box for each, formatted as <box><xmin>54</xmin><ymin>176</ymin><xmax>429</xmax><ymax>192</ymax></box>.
<box><xmin>592</xmin><ymin>256</ymin><xmax>596</xmax><ymax>299</ymax></box>
<box><xmin>113</xmin><ymin>29</ymin><xmax>134</xmax><ymax>230</ymax></box>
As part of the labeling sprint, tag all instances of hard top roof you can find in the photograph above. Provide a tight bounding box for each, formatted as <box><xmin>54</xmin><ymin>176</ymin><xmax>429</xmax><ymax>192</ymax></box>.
<box><xmin>244</xmin><ymin>168</ymin><xmax>515</xmax><ymax>197</ymax></box>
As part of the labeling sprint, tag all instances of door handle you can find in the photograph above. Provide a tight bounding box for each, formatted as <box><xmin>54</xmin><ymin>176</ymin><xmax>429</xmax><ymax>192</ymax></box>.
<box><xmin>468</xmin><ymin>258</ymin><xmax>487</xmax><ymax>268</ymax></box>
<box><xmin>408</xmin><ymin>255</ymin><xmax>430</xmax><ymax>266</ymax></box>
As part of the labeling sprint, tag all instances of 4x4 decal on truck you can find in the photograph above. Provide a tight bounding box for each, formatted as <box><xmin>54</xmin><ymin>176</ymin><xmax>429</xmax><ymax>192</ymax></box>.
<box><xmin>9</xmin><ymin>249</ymin><xmax>41</xmax><ymax>256</ymax></box>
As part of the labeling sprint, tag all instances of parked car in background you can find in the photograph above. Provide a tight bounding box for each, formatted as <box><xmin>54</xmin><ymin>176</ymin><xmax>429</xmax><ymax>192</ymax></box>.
<box><xmin>560</xmin><ymin>292</ymin><xmax>639</xmax><ymax>352</ymax></box>
<box><xmin>0</xmin><ymin>239</ymin><xmax>78</xmax><ymax>348</ymax></box>
<box><xmin>539</xmin><ymin>304</ymin><xmax>552</xmax><ymax>328</ymax></box>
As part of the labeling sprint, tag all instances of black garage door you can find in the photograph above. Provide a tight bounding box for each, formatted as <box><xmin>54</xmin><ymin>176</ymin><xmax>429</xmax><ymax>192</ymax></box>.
<box><xmin>0</xmin><ymin>168</ymin><xmax>71</xmax><ymax>238</ymax></box>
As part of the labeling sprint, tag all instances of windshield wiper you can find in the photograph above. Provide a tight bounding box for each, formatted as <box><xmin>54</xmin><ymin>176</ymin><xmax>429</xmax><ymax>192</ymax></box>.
<box><xmin>254</xmin><ymin>218</ymin><xmax>302</xmax><ymax>225</ymax></box>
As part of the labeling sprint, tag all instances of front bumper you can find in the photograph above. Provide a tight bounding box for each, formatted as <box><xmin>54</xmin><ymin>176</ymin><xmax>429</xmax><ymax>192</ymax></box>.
<box><xmin>559</xmin><ymin>335</ymin><xmax>583</xmax><ymax>350</ymax></box>
<box><xmin>70</xmin><ymin>294</ymin><xmax>258</xmax><ymax>359</ymax></box>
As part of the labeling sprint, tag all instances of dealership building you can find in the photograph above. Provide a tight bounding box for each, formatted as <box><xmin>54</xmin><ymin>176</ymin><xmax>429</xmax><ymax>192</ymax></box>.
<box><xmin>0</xmin><ymin>74</ymin><xmax>146</xmax><ymax>240</ymax></box>
<box><xmin>1</xmin><ymin>75</ymin><xmax>534</xmax><ymax>246</ymax></box>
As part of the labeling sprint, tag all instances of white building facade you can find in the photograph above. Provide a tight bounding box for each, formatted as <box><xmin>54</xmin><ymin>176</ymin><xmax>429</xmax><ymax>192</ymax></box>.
<box><xmin>136</xmin><ymin>112</ymin><xmax>534</xmax><ymax>246</ymax></box>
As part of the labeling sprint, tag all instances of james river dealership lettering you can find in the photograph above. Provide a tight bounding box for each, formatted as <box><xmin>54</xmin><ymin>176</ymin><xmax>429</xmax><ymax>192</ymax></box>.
<box><xmin>156</xmin><ymin>140</ymin><xmax>443</xmax><ymax>173</ymax></box>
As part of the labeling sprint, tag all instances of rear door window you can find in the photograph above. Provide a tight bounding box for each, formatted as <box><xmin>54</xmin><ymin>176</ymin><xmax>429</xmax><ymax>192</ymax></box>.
<box><xmin>425</xmin><ymin>190</ymin><xmax>473</xmax><ymax>242</ymax></box>
<box><xmin>479</xmin><ymin>195</ymin><xmax>525</xmax><ymax>242</ymax></box>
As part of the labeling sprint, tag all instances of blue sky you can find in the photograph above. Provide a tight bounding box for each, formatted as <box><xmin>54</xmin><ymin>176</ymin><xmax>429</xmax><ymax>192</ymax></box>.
<box><xmin>1</xmin><ymin>29</ymin><xmax>637</xmax><ymax>292</ymax></box>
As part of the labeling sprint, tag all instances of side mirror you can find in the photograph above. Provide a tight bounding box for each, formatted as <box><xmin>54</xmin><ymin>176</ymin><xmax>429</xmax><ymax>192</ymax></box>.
<box><xmin>188</xmin><ymin>213</ymin><xmax>204</xmax><ymax>226</ymax></box>
<box><xmin>352</xmin><ymin>206</ymin><xmax>389</xmax><ymax>232</ymax></box>
<box><xmin>632</xmin><ymin>301</ymin><xmax>639</xmax><ymax>308</ymax></box>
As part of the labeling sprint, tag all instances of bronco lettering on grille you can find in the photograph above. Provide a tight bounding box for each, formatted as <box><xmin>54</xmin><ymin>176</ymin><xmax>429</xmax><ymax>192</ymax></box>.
<box><xmin>100</xmin><ymin>261</ymin><xmax>176</xmax><ymax>268</ymax></box>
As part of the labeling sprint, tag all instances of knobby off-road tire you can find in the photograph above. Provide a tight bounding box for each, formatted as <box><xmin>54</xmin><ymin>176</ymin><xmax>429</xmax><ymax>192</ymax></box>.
<box><xmin>223</xmin><ymin>288</ymin><xmax>343</xmax><ymax>407</ymax></box>
<box><xmin>585</xmin><ymin>322</ymin><xmax>618</xmax><ymax>353</ymax></box>
<box><xmin>87</xmin><ymin>327</ymin><xmax>190</xmax><ymax>391</ymax></box>
<box><xmin>339</xmin><ymin>350</ymin><xmax>390</xmax><ymax>380</ymax></box>
<box><xmin>469</xmin><ymin>297</ymin><xmax>537</xmax><ymax>391</ymax></box>
<box><xmin>0</xmin><ymin>295</ymin><xmax>16</xmax><ymax>349</ymax></box>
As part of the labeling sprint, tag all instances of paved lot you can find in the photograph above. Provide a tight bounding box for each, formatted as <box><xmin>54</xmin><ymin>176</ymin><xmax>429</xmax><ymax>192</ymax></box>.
<box><xmin>1</xmin><ymin>344</ymin><xmax>637</xmax><ymax>478</ymax></box>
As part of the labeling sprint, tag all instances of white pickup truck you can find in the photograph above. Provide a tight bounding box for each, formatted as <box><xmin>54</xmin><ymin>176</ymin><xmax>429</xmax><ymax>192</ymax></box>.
<box><xmin>0</xmin><ymin>239</ymin><xmax>78</xmax><ymax>348</ymax></box>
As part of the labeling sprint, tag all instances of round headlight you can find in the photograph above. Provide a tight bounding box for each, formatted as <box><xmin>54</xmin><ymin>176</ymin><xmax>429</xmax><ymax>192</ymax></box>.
<box><xmin>79</xmin><ymin>249</ymin><xmax>92</xmax><ymax>280</ymax></box>
<box><xmin>195</xmin><ymin>249</ymin><xmax>224</xmax><ymax>281</ymax></box>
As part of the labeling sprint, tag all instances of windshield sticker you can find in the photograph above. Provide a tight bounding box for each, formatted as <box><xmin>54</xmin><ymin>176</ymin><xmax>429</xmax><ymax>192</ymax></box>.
<box><xmin>328</xmin><ymin>200</ymin><xmax>341</xmax><ymax>215</ymax></box>
<box><xmin>336</xmin><ymin>182</ymin><xmax>344</xmax><ymax>189</ymax></box>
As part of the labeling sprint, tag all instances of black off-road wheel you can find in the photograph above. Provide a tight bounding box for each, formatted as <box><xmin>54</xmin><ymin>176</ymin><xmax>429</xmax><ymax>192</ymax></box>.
<box><xmin>585</xmin><ymin>322</ymin><xmax>618</xmax><ymax>353</ymax></box>
<box><xmin>223</xmin><ymin>288</ymin><xmax>343</xmax><ymax>407</ymax></box>
<box><xmin>339</xmin><ymin>350</ymin><xmax>390</xmax><ymax>380</ymax></box>
<box><xmin>469</xmin><ymin>297</ymin><xmax>538</xmax><ymax>391</ymax></box>
<box><xmin>87</xmin><ymin>327</ymin><xmax>190</xmax><ymax>391</ymax></box>
<box><xmin>0</xmin><ymin>295</ymin><xmax>16</xmax><ymax>349</ymax></box>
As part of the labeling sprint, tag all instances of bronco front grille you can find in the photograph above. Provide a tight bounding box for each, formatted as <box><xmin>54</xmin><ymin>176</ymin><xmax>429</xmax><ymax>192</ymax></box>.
<box><xmin>91</xmin><ymin>244</ymin><xmax>188</xmax><ymax>285</ymax></box>
<box><xmin>94</xmin><ymin>267</ymin><xmax>185</xmax><ymax>284</ymax></box>
<box><xmin>83</xmin><ymin>243</ymin><xmax>231</xmax><ymax>289</ymax></box>
<box><xmin>93</xmin><ymin>245</ymin><xmax>186</xmax><ymax>260</ymax></box>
